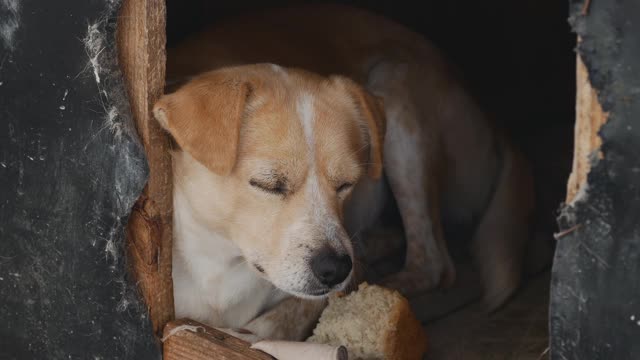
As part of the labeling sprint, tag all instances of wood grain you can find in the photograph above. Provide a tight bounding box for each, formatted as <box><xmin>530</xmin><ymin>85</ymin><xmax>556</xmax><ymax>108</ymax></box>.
<box><xmin>566</xmin><ymin>53</ymin><xmax>608</xmax><ymax>203</ymax></box>
<box><xmin>117</xmin><ymin>0</ymin><xmax>174</xmax><ymax>338</ymax></box>
<box><xmin>163</xmin><ymin>319</ymin><xmax>274</xmax><ymax>360</ymax></box>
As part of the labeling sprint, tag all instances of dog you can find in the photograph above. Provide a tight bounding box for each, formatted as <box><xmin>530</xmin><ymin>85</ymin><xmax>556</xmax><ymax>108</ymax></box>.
<box><xmin>154</xmin><ymin>4</ymin><xmax>535</xmax><ymax>342</ymax></box>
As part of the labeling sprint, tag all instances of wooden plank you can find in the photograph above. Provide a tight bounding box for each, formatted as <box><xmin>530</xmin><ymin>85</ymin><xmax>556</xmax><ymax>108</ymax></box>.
<box><xmin>116</xmin><ymin>0</ymin><xmax>174</xmax><ymax>338</ymax></box>
<box><xmin>566</xmin><ymin>53</ymin><xmax>608</xmax><ymax>203</ymax></box>
<box><xmin>163</xmin><ymin>319</ymin><xmax>274</xmax><ymax>360</ymax></box>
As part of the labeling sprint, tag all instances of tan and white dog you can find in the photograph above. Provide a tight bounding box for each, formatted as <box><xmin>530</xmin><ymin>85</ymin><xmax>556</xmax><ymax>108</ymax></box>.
<box><xmin>154</xmin><ymin>4</ymin><xmax>535</xmax><ymax>342</ymax></box>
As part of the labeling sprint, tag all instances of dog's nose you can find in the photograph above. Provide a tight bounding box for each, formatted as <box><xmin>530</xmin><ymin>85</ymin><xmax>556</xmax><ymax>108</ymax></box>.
<box><xmin>310</xmin><ymin>248</ymin><xmax>352</xmax><ymax>287</ymax></box>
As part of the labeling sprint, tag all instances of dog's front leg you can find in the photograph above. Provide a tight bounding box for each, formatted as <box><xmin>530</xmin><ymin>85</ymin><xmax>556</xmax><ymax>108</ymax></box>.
<box><xmin>374</xmin><ymin>97</ymin><xmax>455</xmax><ymax>295</ymax></box>
<box><xmin>381</xmin><ymin>132</ymin><xmax>456</xmax><ymax>296</ymax></box>
<box><xmin>221</xmin><ymin>297</ymin><xmax>326</xmax><ymax>343</ymax></box>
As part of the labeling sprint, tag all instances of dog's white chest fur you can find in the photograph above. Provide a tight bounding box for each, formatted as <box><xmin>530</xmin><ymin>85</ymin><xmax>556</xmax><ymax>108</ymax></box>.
<box><xmin>171</xmin><ymin>166</ymin><xmax>287</xmax><ymax>328</ymax></box>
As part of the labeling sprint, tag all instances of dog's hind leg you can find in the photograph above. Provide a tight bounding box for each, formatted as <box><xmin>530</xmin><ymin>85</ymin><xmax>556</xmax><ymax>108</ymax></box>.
<box><xmin>471</xmin><ymin>141</ymin><xmax>534</xmax><ymax>311</ymax></box>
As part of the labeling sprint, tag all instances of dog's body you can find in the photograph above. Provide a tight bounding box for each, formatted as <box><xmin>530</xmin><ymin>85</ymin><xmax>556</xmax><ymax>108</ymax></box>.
<box><xmin>157</xmin><ymin>4</ymin><xmax>535</xmax><ymax>341</ymax></box>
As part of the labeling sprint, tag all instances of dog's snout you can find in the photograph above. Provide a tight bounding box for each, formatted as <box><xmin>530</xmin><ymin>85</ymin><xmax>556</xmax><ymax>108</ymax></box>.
<box><xmin>310</xmin><ymin>247</ymin><xmax>352</xmax><ymax>287</ymax></box>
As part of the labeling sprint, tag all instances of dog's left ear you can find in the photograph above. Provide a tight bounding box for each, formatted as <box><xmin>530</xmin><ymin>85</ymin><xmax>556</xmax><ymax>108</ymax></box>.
<box><xmin>331</xmin><ymin>76</ymin><xmax>387</xmax><ymax>179</ymax></box>
<box><xmin>153</xmin><ymin>71</ymin><xmax>252</xmax><ymax>175</ymax></box>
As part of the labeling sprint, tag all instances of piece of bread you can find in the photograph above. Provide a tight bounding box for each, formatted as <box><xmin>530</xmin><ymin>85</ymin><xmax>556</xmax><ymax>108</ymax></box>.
<box><xmin>307</xmin><ymin>282</ymin><xmax>427</xmax><ymax>360</ymax></box>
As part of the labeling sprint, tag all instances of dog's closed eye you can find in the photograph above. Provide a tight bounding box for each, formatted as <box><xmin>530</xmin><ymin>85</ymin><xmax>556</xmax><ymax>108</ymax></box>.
<box><xmin>336</xmin><ymin>182</ymin><xmax>353</xmax><ymax>193</ymax></box>
<box><xmin>250</xmin><ymin>178</ymin><xmax>289</xmax><ymax>196</ymax></box>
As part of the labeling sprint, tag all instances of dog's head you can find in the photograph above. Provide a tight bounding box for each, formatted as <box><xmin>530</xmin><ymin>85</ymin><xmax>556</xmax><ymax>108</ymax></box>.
<box><xmin>154</xmin><ymin>64</ymin><xmax>385</xmax><ymax>298</ymax></box>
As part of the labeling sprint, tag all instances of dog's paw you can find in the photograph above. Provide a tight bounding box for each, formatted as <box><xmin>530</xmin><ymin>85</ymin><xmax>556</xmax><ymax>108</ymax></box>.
<box><xmin>379</xmin><ymin>262</ymin><xmax>456</xmax><ymax>297</ymax></box>
<box><xmin>481</xmin><ymin>267</ymin><xmax>521</xmax><ymax>313</ymax></box>
<box><xmin>437</xmin><ymin>256</ymin><xmax>457</xmax><ymax>289</ymax></box>
<box><xmin>379</xmin><ymin>269</ymin><xmax>438</xmax><ymax>297</ymax></box>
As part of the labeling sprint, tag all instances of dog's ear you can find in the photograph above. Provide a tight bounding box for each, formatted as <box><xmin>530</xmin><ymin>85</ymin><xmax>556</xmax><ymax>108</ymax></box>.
<box><xmin>332</xmin><ymin>76</ymin><xmax>387</xmax><ymax>179</ymax></box>
<box><xmin>153</xmin><ymin>73</ymin><xmax>252</xmax><ymax>175</ymax></box>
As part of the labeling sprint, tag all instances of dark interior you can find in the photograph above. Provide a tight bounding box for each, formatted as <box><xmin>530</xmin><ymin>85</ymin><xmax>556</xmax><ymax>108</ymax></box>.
<box><xmin>165</xmin><ymin>1</ymin><xmax>575</xmax><ymax>358</ymax></box>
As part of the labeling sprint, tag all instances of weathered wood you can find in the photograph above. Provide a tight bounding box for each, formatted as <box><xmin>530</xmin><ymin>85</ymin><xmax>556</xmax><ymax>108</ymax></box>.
<box><xmin>566</xmin><ymin>53</ymin><xmax>608</xmax><ymax>203</ymax></box>
<box><xmin>163</xmin><ymin>319</ymin><xmax>274</xmax><ymax>360</ymax></box>
<box><xmin>116</xmin><ymin>0</ymin><xmax>174</xmax><ymax>338</ymax></box>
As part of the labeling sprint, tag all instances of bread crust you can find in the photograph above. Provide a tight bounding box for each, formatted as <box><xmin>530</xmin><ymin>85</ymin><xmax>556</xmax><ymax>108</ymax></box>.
<box><xmin>383</xmin><ymin>291</ymin><xmax>428</xmax><ymax>360</ymax></box>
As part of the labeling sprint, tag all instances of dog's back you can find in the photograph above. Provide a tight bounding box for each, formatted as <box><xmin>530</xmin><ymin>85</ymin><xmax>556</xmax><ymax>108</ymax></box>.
<box><xmin>167</xmin><ymin>3</ymin><xmax>503</xmax><ymax>220</ymax></box>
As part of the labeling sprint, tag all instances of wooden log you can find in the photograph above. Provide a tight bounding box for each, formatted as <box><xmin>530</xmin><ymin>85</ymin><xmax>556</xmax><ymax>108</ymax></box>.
<box><xmin>116</xmin><ymin>0</ymin><xmax>174</xmax><ymax>337</ymax></box>
<box><xmin>163</xmin><ymin>319</ymin><xmax>274</xmax><ymax>360</ymax></box>
<box><xmin>566</xmin><ymin>52</ymin><xmax>608</xmax><ymax>203</ymax></box>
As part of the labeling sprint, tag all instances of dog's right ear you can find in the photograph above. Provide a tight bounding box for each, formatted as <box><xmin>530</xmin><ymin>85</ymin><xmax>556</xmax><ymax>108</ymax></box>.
<box><xmin>153</xmin><ymin>73</ymin><xmax>252</xmax><ymax>176</ymax></box>
<box><xmin>330</xmin><ymin>76</ymin><xmax>387</xmax><ymax>180</ymax></box>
